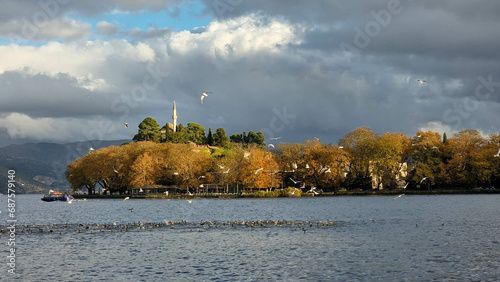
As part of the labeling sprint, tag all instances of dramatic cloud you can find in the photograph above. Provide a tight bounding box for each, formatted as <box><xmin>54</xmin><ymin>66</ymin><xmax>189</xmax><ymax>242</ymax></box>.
<box><xmin>0</xmin><ymin>0</ymin><xmax>499</xmax><ymax>148</ymax></box>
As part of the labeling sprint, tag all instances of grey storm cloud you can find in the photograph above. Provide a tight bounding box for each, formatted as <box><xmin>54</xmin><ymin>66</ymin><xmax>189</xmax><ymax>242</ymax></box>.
<box><xmin>0</xmin><ymin>0</ymin><xmax>499</xmax><ymax>146</ymax></box>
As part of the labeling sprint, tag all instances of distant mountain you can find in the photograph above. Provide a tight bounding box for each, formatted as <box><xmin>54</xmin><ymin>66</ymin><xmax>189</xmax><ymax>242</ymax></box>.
<box><xmin>0</xmin><ymin>139</ymin><xmax>130</xmax><ymax>194</ymax></box>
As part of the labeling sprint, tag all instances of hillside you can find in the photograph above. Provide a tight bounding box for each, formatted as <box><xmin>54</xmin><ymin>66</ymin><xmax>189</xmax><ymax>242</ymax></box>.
<box><xmin>0</xmin><ymin>139</ymin><xmax>130</xmax><ymax>194</ymax></box>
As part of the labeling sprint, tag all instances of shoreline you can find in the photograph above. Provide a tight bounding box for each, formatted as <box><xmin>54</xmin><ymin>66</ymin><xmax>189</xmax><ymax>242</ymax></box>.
<box><xmin>71</xmin><ymin>188</ymin><xmax>500</xmax><ymax>199</ymax></box>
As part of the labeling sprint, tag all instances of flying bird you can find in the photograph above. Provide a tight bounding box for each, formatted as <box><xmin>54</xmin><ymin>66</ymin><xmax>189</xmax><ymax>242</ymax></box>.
<box><xmin>123</xmin><ymin>197</ymin><xmax>130</xmax><ymax>201</ymax></box>
<box><xmin>289</xmin><ymin>178</ymin><xmax>301</xmax><ymax>184</ymax></box>
<box><xmin>394</xmin><ymin>194</ymin><xmax>405</xmax><ymax>199</ymax></box>
<box><xmin>307</xmin><ymin>186</ymin><xmax>319</xmax><ymax>195</ymax></box>
<box><xmin>494</xmin><ymin>149</ymin><xmax>500</xmax><ymax>157</ymax></box>
<box><xmin>419</xmin><ymin>177</ymin><xmax>429</xmax><ymax>184</ymax></box>
<box><xmin>268</xmin><ymin>144</ymin><xmax>275</xmax><ymax>148</ymax></box>
<box><xmin>255</xmin><ymin>168</ymin><xmax>264</xmax><ymax>174</ymax></box>
<box><xmin>270</xmin><ymin>137</ymin><xmax>282</xmax><ymax>140</ymax></box>
<box><xmin>123</xmin><ymin>123</ymin><xmax>128</xmax><ymax>128</ymax></box>
<box><xmin>417</xmin><ymin>80</ymin><xmax>427</xmax><ymax>84</ymax></box>
<box><xmin>201</xmin><ymin>91</ymin><xmax>212</xmax><ymax>104</ymax></box>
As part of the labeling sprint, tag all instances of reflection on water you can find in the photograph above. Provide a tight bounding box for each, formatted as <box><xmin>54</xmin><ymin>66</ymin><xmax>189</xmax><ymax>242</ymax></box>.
<box><xmin>1</xmin><ymin>194</ymin><xmax>499</xmax><ymax>281</ymax></box>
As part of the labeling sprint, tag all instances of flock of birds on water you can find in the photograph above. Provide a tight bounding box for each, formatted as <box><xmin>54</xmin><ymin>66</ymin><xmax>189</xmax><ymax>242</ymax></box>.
<box><xmin>0</xmin><ymin>219</ymin><xmax>339</xmax><ymax>236</ymax></box>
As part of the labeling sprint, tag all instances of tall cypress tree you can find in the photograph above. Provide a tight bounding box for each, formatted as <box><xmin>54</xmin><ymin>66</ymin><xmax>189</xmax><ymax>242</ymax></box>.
<box><xmin>207</xmin><ymin>128</ymin><xmax>214</xmax><ymax>146</ymax></box>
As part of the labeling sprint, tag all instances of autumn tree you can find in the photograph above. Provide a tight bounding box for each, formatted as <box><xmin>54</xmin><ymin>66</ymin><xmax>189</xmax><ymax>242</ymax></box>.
<box><xmin>442</xmin><ymin>130</ymin><xmax>488</xmax><ymax>188</ymax></box>
<box><xmin>275</xmin><ymin>142</ymin><xmax>306</xmax><ymax>187</ymax></box>
<box><xmin>371</xmin><ymin>133</ymin><xmax>411</xmax><ymax>189</ymax></box>
<box><xmin>129</xmin><ymin>152</ymin><xmax>161</xmax><ymax>188</ymax></box>
<box><xmin>240</xmin><ymin>148</ymin><xmax>281</xmax><ymax>191</ymax></box>
<box><xmin>302</xmin><ymin>140</ymin><xmax>349</xmax><ymax>188</ymax></box>
<box><xmin>214</xmin><ymin>146</ymin><xmax>246</xmax><ymax>189</ymax></box>
<box><xmin>66</xmin><ymin>157</ymin><xmax>96</xmax><ymax>194</ymax></box>
<box><xmin>339</xmin><ymin>127</ymin><xmax>378</xmax><ymax>189</ymax></box>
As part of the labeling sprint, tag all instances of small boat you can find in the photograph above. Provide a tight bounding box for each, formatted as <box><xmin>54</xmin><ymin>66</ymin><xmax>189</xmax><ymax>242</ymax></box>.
<box><xmin>41</xmin><ymin>191</ymin><xmax>74</xmax><ymax>202</ymax></box>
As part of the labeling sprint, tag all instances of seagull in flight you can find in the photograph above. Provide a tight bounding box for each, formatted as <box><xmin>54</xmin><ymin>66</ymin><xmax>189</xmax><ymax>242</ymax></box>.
<box><xmin>123</xmin><ymin>122</ymin><xmax>128</xmax><ymax>128</ymax></box>
<box><xmin>217</xmin><ymin>164</ymin><xmax>225</xmax><ymax>169</ymax></box>
<box><xmin>417</xmin><ymin>79</ymin><xmax>427</xmax><ymax>84</ymax></box>
<box><xmin>307</xmin><ymin>186</ymin><xmax>319</xmax><ymax>195</ymax></box>
<box><xmin>123</xmin><ymin>197</ymin><xmax>130</xmax><ymax>201</ymax></box>
<box><xmin>419</xmin><ymin>177</ymin><xmax>428</xmax><ymax>184</ymax></box>
<box><xmin>201</xmin><ymin>91</ymin><xmax>212</xmax><ymax>104</ymax></box>
<box><xmin>394</xmin><ymin>194</ymin><xmax>405</xmax><ymax>199</ymax></box>
<box><xmin>268</xmin><ymin>144</ymin><xmax>275</xmax><ymax>148</ymax></box>
<box><xmin>223</xmin><ymin>168</ymin><xmax>230</xmax><ymax>174</ymax></box>
<box><xmin>270</xmin><ymin>137</ymin><xmax>281</xmax><ymax>140</ymax></box>
<box><xmin>289</xmin><ymin>178</ymin><xmax>301</xmax><ymax>184</ymax></box>
<box><xmin>494</xmin><ymin>149</ymin><xmax>500</xmax><ymax>157</ymax></box>
<box><xmin>255</xmin><ymin>168</ymin><xmax>264</xmax><ymax>174</ymax></box>
<box><xmin>299</xmin><ymin>183</ymin><xmax>306</xmax><ymax>189</ymax></box>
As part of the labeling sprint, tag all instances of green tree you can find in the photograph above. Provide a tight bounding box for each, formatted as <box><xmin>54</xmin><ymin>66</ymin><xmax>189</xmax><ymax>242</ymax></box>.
<box><xmin>133</xmin><ymin>117</ymin><xmax>161</xmax><ymax>142</ymax></box>
<box><xmin>213</xmin><ymin>128</ymin><xmax>230</xmax><ymax>147</ymax></box>
<box><xmin>207</xmin><ymin>128</ymin><xmax>214</xmax><ymax>146</ymax></box>
<box><xmin>247</xmin><ymin>131</ymin><xmax>265</xmax><ymax>148</ymax></box>
<box><xmin>170</xmin><ymin>124</ymin><xmax>190</xmax><ymax>144</ymax></box>
<box><xmin>230</xmin><ymin>133</ymin><xmax>243</xmax><ymax>143</ymax></box>
<box><xmin>187</xmin><ymin>123</ymin><xmax>206</xmax><ymax>145</ymax></box>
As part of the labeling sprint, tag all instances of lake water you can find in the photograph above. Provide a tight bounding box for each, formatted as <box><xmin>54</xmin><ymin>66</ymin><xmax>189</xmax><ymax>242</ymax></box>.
<box><xmin>1</xmin><ymin>194</ymin><xmax>499</xmax><ymax>281</ymax></box>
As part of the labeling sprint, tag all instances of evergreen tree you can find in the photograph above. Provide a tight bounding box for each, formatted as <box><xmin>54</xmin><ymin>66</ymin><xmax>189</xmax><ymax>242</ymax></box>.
<box><xmin>443</xmin><ymin>132</ymin><xmax>448</xmax><ymax>144</ymax></box>
<box><xmin>246</xmin><ymin>131</ymin><xmax>266</xmax><ymax>147</ymax></box>
<box><xmin>213</xmin><ymin>128</ymin><xmax>230</xmax><ymax>147</ymax></box>
<box><xmin>230</xmin><ymin>133</ymin><xmax>243</xmax><ymax>143</ymax></box>
<box><xmin>187</xmin><ymin>123</ymin><xmax>206</xmax><ymax>145</ymax></box>
<box><xmin>170</xmin><ymin>124</ymin><xmax>190</xmax><ymax>144</ymax></box>
<box><xmin>133</xmin><ymin>117</ymin><xmax>161</xmax><ymax>142</ymax></box>
<box><xmin>207</xmin><ymin>128</ymin><xmax>214</xmax><ymax>146</ymax></box>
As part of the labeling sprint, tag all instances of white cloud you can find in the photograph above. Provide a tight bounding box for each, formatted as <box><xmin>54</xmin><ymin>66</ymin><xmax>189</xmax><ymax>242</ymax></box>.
<box><xmin>169</xmin><ymin>14</ymin><xmax>302</xmax><ymax>56</ymax></box>
<box><xmin>0</xmin><ymin>40</ymin><xmax>156</xmax><ymax>89</ymax></box>
<box><xmin>418</xmin><ymin>121</ymin><xmax>453</xmax><ymax>136</ymax></box>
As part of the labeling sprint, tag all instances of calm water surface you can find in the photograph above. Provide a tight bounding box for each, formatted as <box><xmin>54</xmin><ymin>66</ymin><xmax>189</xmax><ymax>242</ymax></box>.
<box><xmin>1</xmin><ymin>194</ymin><xmax>499</xmax><ymax>281</ymax></box>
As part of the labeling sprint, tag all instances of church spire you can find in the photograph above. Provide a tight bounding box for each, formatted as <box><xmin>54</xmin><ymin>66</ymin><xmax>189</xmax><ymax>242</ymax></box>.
<box><xmin>172</xmin><ymin>101</ymin><xmax>177</xmax><ymax>132</ymax></box>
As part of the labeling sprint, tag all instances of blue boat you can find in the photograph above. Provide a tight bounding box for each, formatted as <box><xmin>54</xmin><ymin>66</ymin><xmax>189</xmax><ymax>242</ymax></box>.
<box><xmin>41</xmin><ymin>191</ymin><xmax>73</xmax><ymax>202</ymax></box>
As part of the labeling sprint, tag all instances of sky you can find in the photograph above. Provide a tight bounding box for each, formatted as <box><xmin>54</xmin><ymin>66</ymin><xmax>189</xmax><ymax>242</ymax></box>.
<box><xmin>1</xmin><ymin>0</ymin><xmax>499</xmax><ymax>148</ymax></box>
